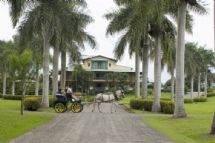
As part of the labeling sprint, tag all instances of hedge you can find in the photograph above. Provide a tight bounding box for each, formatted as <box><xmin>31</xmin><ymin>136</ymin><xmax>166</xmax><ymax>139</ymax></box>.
<box><xmin>207</xmin><ymin>88</ymin><xmax>215</xmax><ymax>93</ymax></box>
<box><xmin>184</xmin><ymin>98</ymin><xmax>193</xmax><ymax>103</ymax></box>
<box><xmin>193</xmin><ymin>97</ymin><xmax>207</xmax><ymax>102</ymax></box>
<box><xmin>24</xmin><ymin>97</ymin><xmax>41</xmax><ymax>111</ymax></box>
<box><xmin>207</xmin><ymin>92</ymin><xmax>215</xmax><ymax>97</ymax></box>
<box><xmin>130</xmin><ymin>99</ymin><xmax>145</xmax><ymax>110</ymax></box>
<box><xmin>3</xmin><ymin>95</ymin><xmax>22</xmax><ymax>100</ymax></box>
<box><xmin>142</xmin><ymin>100</ymin><xmax>153</xmax><ymax>111</ymax></box>
<box><xmin>129</xmin><ymin>99</ymin><xmax>174</xmax><ymax>114</ymax></box>
<box><xmin>160</xmin><ymin>101</ymin><xmax>174</xmax><ymax>114</ymax></box>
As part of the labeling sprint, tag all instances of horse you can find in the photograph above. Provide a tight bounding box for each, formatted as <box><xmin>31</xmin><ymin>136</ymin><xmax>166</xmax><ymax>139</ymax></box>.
<box><xmin>92</xmin><ymin>90</ymin><xmax>125</xmax><ymax>113</ymax></box>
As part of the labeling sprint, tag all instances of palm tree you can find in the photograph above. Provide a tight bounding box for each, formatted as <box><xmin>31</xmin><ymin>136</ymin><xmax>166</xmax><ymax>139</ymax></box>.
<box><xmin>8</xmin><ymin>49</ymin><xmax>33</xmax><ymax>115</ymax></box>
<box><xmin>0</xmin><ymin>41</ymin><xmax>14</xmax><ymax>95</ymax></box>
<box><xmin>185</xmin><ymin>42</ymin><xmax>200</xmax><ymax>99</ymax></box>
<box><xmin>161</xmin><ymin>40</ymin><xmax>176</xmax><ymax>100</ymax></box>
<box><xmin>197</xmin><ymin>47</ymin><xmax>215</xmax><ymax>96</ymax></box>
<box><xmin>174</xmin><ymin>0</ymin><xmax>207</xmax><ymax>118</ymax></box>
<box><xmin>18</xmin><ymin>0</ymin><xmax>88</xmax><ymax>107</ymax></box>
<box><xmin>105</xmin><ymin>0</ymin><xmax>153</xmax><ymax>98</ymax></box>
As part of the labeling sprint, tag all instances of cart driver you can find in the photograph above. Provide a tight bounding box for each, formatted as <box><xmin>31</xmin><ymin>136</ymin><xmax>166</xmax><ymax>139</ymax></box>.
<box><xmin>67</xmin><ymin>85</ymin><xmax>79</xmax><ymax>101</ymax></box>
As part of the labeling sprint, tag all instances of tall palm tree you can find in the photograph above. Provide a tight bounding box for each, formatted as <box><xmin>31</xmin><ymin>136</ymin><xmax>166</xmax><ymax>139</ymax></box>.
<box><xmin>161</xmin><ymin>39</ymin><xmax>176</xmax><ymax>100</ymax></box>
<box><xmin>174</xmin><ymin>0</ymin><xmax>207</xmax><ymax>118</ymax></box>
<box><xmin>184</xmin><ymin>42</ymin><xmax>200</xmax><ymax>99</ymax></box>
<box><xmin>0</xmin><ymin>41</ymin><xmax>14</xmax><ymax>95</ymax></box>
<box><xmin>197</xmin><ymin>47</ymin><xmax>215</xmax><ymax>96</ymax></box>
<box><xmin>18</xmin><ymin>0</ymin><xmax>88</xmax><ymax>107</ymax></box>
<box><xmin>106</xmin><ymin>0</ymin><xmax>153</xmax><ymax>98</ymax></box>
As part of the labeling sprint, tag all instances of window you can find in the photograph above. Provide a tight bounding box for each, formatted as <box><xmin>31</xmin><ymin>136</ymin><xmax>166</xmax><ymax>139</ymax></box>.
<box><xmin>88</xmin><ymin>63</ymin><xmax>90</xmax><ymax>67</ymax></box>
<box><xmin>92</xmin><ymin>61</ymin><xmax>108</xmax><ymax>70</ymax></box>
<box><xmin>109</xmin><ymin>63</ymin><xmax>111</xmax><ymax>67</ymax></box>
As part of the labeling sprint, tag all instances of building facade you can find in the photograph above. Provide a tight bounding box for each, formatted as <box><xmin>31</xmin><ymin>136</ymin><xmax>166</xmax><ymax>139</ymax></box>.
<box><xmin>66</xmin><ymin>55</ymin><xmax>136</xmax><ymax>93</ymax></box>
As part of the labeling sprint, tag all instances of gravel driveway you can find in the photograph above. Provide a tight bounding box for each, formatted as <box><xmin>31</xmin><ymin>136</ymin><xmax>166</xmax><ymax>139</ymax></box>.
<box><xmin>11</xmin><ymin>103</ymin><xmax>172</xmax><ymax>143</ymax></box>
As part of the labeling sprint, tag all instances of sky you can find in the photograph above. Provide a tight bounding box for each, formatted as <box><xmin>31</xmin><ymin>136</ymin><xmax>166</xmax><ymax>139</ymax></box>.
<box><xmin>0</xmin><ymin>0</ymin><xmax>214</xmax><ymax>83</ymax></box>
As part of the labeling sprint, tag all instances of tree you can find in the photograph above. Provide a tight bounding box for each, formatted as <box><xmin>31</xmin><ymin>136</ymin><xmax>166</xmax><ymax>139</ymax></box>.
<box><xmin>0</xmin><ymin>41</ymin><xmax>14</xmax><ymax>95</ymax></box>
<box><xmin>8</xmin><ymin>49</ymin><xmax>33</xmax><ymax>115</ymax></box>
<box><xmin>18</xmin><ymin>0</ymin><xmax>89</xmax><ymax>107</ymax></box>
<box><xmin>161</xmin><ymin>40</ymin><xmax>176</xmax><ymax>100</ymax></box>
<box><xmin>185</xmin><ymin>42</ymin><xmax>200</xmax><ymax>99</ymax></box>
<box><xmin>105</xmin><ymin>0</ymin><xmax>153</xmax><ymax>98</ymax></box>
<box><xmin>174</xmin><ymin>0</ymin><xmax>207</xmax><ymax>118</ymax></box>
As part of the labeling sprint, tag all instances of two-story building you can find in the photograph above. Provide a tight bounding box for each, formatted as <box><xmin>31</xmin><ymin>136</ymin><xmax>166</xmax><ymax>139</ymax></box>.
<box><xmin>66</xmin><ymin>55</ymin><xmax>136</xmax><ymax>93</ymax></box>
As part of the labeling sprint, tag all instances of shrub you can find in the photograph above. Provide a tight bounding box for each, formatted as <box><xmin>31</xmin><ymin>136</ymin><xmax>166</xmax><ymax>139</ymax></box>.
<box><xmin>49</xmin><ymin>96</ymin><xmax>56</xmax><ymax>107</ymax></box>
<box><xmin>184</xmin><ymin>98</ymin><xmax>193</xmax><ymax>103</ymax></box>
<box><xmin>24</xmin><ymin>97</ymin><xmax>41</xmax><ymax>111</ymax></box>
<box><xmin>207</xmin><ymin>92</ymin><xmax>215</xmax><ymax>97</ymax></box>
<box><xmin>3</xmin><ymin>95</ymin><xmax>22</xmax><ymax>100</ymax></box>
<box><xmin>160</xmin><ymin>101</ymin><xmax>174</xmax><ymax>114</ymax></box>
<box><xmin>0</xmin><ymin>94</ymin><xmax>2</xmax><ymax>98</ymax></box>
<box><xmin>160</xmin><ymin>98</ymin><xmax>171</xmax><ymax>102</ymax></box>
<box><xmin>130</xmin><ymin>99</ymin><xmax>145</xmax><ymax>110</ymax></box>
<box><xmin>142</xmin><ymin>100</ymin><xmax>153</xmax><ymax>111</ymax></box>
<box><xmin>207</xmin><ymin>88</ymin><xmax>214</xmax><ymax>93</ymax></box>
<box><xmin>193</xmin><ymin>97</ymin><xmax>207</xmax><ymax>102</ymax></box>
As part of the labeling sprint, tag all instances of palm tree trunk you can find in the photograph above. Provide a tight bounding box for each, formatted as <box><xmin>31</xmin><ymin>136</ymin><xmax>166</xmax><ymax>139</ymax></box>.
<box><xmin>35</xmin><ymin>67</ymin><xmax>39</xmax><ymax>96</ymax></box>
<box><xmin>3</xmin><ymin>71</ymin><xmax>7</xmax><ymax>96</ymax></box>
<box><xmin>198</xmin><ymin>73</ymin><xmax>201</xmax><ymax>97</ymax></box>
<box><xmin>211</xmin><ymin>111</ymin><xmax>215</xmax><ymax>134</ymax></box>
<box><xmin>152</xmin><ymin>35</ymin><xmax>161</xmax><ymax>112</ymax></box>
<box><xmin>61</xmin><ymin>50</ymin><xmax>66</xmax><ymax>91</ymax></box>
<box><xmin>174</xmin><ymin>0</ymin><xmax>187</xmax><ymax>117</ymax></box>
<box><xmin>190</xmin><ymin>75</ymin><xmax>194</xmax><ymax>99</ymax></box>
<box><xmin>204</xmin><ymin>72</ymin><xmax>207</xmax><ymax>97</ymax></box>
<box><xmin>12</xmin><ymin>80</ymin><xmax>15</xmax><ymax>96</ymax></box>
<box><xmin>142</xmin><ymin>44</ymin><xmax>149</xmax><ymax>99</ymax></box>
<box><xmin>171</xmin><ymin>70</ymin><xmax>175</xmax><ymax>101</ymax></box>
<box><xmin>41</xmin><ymin>24</ymin><xmax>50</xmax><ymax>107</ymax></box>
<box><xmin>52</xmin><ymin>46</ymin><xmax>59</xmax><ymax>96</ymax></box>
<box><xmin>21</xmin><ymin>79</ymin><xmax>26</xmax><ymax>115</ymax></box>
<box><xmin>135</xmin><ymin>52</ymin><xmax>140</xmax><ymax>98</ymax></box>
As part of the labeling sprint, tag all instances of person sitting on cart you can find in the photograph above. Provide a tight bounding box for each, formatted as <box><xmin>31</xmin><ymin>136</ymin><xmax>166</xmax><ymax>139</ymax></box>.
<box><xmin>56</xmin><ymin>89</ymin><xmax>67</xmax><ymax>101</ymax></box>
<box><xmin>66</xmin><ymin>85</ymin><xmax>79</xmax><ymax>102</ymax></box>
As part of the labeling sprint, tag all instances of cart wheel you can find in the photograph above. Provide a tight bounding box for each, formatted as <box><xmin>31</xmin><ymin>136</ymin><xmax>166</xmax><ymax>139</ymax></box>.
<box><xmin>71</xmin><ymin>103</ymin><xmax>83</xmax><ymax>113</ymax></box>
<box><xmin>54</xmin><ymin>103</ymin><xmax>66</xmax><ymax>113</ymax></box>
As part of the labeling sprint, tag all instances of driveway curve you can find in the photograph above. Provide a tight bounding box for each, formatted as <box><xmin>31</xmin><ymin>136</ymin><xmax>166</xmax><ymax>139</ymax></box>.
<box><xmin>11</xmin><ymin>103</ymin><xmax>172</xmax><ymax>143</ymax></box>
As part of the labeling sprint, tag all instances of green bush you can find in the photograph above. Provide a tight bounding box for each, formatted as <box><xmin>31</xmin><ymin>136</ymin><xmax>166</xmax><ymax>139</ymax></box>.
<box><xmin>3</xmin><ymin>95</ymin><xmax>22</xmax><ymax>100</ymax></box>
<box><xmin>160</xmin><ymin>98</ymin><xmax>171</xmax><ymax>102</ymax></box>
<box><xmin>193</xmin><ymin>97</ymin><xmax>207</xmax><ymax>102</ymax></box>
<box><xmin>160</xmin><ymin>101</ymin><xmax>174</xmax><ymax>114</ymax></box>
<box><xmin>207</xmin><ymin>92</ymin><xmax>215</xmax><ymax>97</ymax></box>
<box><xmin>207</xmin><ymin>88</ymin><xmax>214</xmax><ymax>93</ymax></box>
<box><xmin>184</xmin><ymin>98</ymin><xmax>193</xmax><ymax>103</ymax></box>
<box><xmin>130</xmin><ymin>99</ymin><xmax>145</xmax><ymax>110</ymax></box>
<box><xmin>142</xmin><ymin>100</ymin><xmax>153</xmax><ymax>111</ymax></box>
<box><xmin>49</xmin><ymin>96</ymin><xmax>56</xmax><ymax>107</ymax></box>
<box><xmin>24</xmin><ymin>97</ymin><xmax>41</xmax><ymax>111</ymax></box>
<box><xmin>0</xmin><ymin>94</ymin><xmax>2</xmax><ymax>98</ymax></box>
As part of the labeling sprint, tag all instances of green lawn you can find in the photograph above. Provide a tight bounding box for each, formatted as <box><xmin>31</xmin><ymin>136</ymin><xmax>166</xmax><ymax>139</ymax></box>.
<box><xmin>120</xmin><ymin>94</ymin><xmax>215</xmax><ymax>143</ymax></box>
<box><xmin>0</xmin><ymin>99</ymin><xmax>54</xmax><ymax>143</ymax></box>
<box><xmin>0</xmin><ymin>99</ymin><xmax>20</xmax><ymax>110</ymax></box>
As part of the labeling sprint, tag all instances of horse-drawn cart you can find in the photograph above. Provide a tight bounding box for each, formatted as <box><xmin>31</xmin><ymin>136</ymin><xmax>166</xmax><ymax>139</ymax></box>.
<box><xmin>54</xmin><ymin>95</ymin><xmax>83</xmax><ymax>113</ymax></box>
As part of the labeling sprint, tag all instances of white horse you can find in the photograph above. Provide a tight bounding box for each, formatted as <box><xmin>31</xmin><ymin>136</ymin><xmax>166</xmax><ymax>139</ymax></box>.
<box><xmin>92</xmin><ymin>90</ymin><xmax>125</xmax><ymax>113</ymax></box>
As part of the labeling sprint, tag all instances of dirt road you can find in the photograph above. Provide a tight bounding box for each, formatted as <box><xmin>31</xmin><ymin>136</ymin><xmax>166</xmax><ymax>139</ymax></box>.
<box><xmin>11</xmin><ymin>103</ymin><xmax>171</xmax><ymax>143</ymax></box>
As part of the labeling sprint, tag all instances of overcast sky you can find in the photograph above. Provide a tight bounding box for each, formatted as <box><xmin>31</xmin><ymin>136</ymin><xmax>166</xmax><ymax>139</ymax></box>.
<box><xmin>0</xmin><ymin>0</ymin><xmax>214</xmax><ymax>83</ymax></box>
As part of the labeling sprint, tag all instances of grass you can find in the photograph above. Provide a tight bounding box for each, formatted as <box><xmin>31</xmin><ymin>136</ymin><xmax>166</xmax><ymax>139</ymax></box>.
<box><xmin>0</xmin><ymin>112</ymin><xmax>54</xmax><ymax>143</ymax></box>
<box><xmin>120</xmin><ymin>93</ymin><xmax>215</xmax><ymax>143</ymax></box>
<box><xmin>0</xmin><ymin>99</ymin><xmax>20</xmax><ymax>110</ymax></box>
<box><xmin>0</xmin><ymin>99</ymin><xmax>55</xmax><ymax>143</ymax></box>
